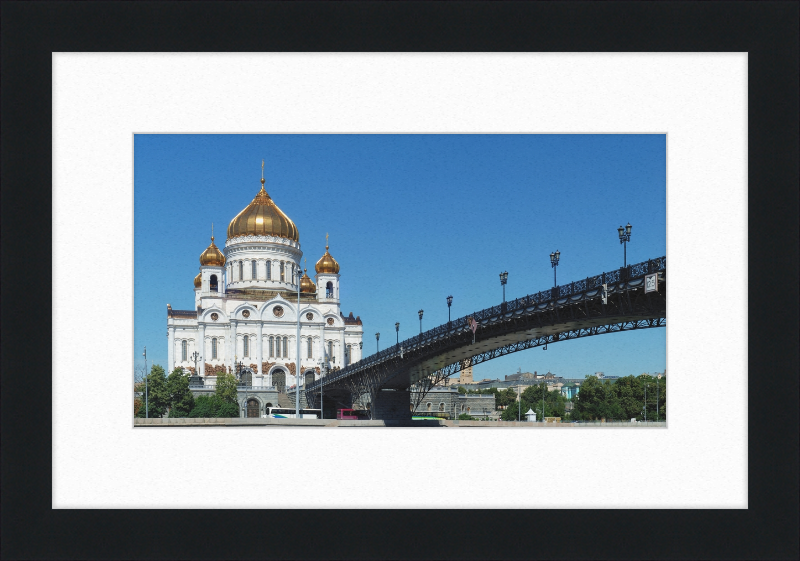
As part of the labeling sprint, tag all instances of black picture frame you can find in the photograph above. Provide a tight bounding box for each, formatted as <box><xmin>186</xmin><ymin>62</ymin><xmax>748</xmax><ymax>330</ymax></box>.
<box><xmin>2</xmin><ymin>2</ymin><xmax>797</xmax><ymax>559</ymax></box>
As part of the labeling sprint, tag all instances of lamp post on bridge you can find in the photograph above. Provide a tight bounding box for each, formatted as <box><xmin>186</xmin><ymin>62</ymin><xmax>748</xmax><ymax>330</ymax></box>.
<box><xmin>617</xmin><ymin>223</ymin><xmax>632</xmax><ymax>267</ymax></box>
<box><xmin>446</xmin><ymin>295</ymin><xmax>453</xmax><ymax>324</ymax></box>
<box><xmin>375</xmin><ymin>332</ymin><xmax>380</xmax><ymax>353</ymax></box>
<box><xmin>190</xmin><ymin>350</ymin><xmax>201</xmax><ymax>381</ymax></box>
<box><xmin>395</xmin><ymin>322</ymin><xmax>400</xmax><ymax>347</ymax></box>
<box><xmin>499</xmin><ymin>271</ymin><xmax>508</xmax><ymax>311</ymax></box>
<box><xmin>418</xmin><ymin>309</ymin><xmax>424</xmax><ymax>335</ymax></box>
<box><xmin>549</xmin><ymin>250</ymin><xmax>560</xmax><ymax>287</ymax></box>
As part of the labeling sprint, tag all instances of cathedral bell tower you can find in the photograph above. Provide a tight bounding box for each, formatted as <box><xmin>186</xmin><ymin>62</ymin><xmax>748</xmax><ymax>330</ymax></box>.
<box><xmin>199</xmin><ymin>227</ymin><xmax>226</xmax><ymax>298</ymax></box>
<box><xmin>315</xmin><ymin>234</ymin><xmax>340</xmax><ymax>303</ymax></box>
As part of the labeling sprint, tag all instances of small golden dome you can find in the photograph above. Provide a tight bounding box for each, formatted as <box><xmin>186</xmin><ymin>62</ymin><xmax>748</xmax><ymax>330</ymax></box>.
<box><xmin>194</xmin><ymin>272</ymin><xmax>202</xmax><ymax>288</ymax></box>
<box><xmin>300</xmin><ymin>268</ymin><xmax>316</xmax><ymax>293</ymax></box>
<box><xmin>227</xmin><ymin>178</ymin><xmax>299</xmax><ymax>241</ymax></box>
<box><xmin>200</xmin><ymin>236</ymin><xmax>226</xmax><ymax>267</ymax></box>
<box><xmin>315</xmin><ymin>243</ymin><xmax>340</xmax><ymax>274</ymax></box>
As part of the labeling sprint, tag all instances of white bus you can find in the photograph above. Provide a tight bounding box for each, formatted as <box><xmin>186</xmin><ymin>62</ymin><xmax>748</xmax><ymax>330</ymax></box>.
<box><xmin>264</xmin><ymin>407</ymin><xmax>321</xmax><ymax>419</ymax></box>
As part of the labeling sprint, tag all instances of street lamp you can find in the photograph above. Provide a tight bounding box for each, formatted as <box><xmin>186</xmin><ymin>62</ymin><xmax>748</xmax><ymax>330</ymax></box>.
<box><xmin>295</xmin><ymin>267</ymin><xmax>301</xmax><ymax>418</ymax></box>
<box><xmin>549</xmin><ymin>250</ymin><xmax>560</xmax><ymax>287</ymax></box>
<box><xmin>499</xmin><ymin>271</ymin><xmax>508</xmax><ymax>307</ymax></box>
<box><xmin>618</xmin><ymin>223</ymin><xmax>632</xmax><ymax>267</ymax></box>
<box><xmin>190</xmin><ymin>351</ymin><xmax>201</xmax><ymax>379</ymax></box>
<box><xmin>143</xmin><ymin>346</ymin><xmax>148</xmax><ymax>418</ymax></box>
<box><xmin>375</xmin><ymin>332</ymin><xmax>380</xmax><ymax>353</ymax></box>
<box><xmin>395</xmin><ymin>322</ymin><xmax>400</xmax><ymax>347</ymax></box>
<box><xmin>446</xmin><ymin>295</ymin><xmax>453</xmax><ymax>323</ymax></box>
<box><xmin>418</xmin><ymin>309</ymin><xmax>424</xmax><ymax>335</ymax></box>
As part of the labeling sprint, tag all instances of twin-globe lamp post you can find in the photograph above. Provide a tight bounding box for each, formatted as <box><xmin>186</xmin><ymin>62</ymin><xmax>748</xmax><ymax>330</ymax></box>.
<box><xmin>618</xmin><ymin>222</ymin><xmax>632</xmax><ymax>267</ymax></box>
<box><xmin>499</xmin><ymin>271</ymin><xmax>508</xmax><ymax>308</ymax></box>
<box><xmin>549</xmin><ymin>250</ymin><xmax>561</xmax><ymax>287</ymax></box>
<box><xmin>418</xmin><ymin>309</ymin><xmax>424</xmax><ymax>335</ymax></box>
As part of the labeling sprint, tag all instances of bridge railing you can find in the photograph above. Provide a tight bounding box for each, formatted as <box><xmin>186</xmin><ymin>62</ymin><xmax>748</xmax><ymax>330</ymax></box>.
<box><xmin>307</xmin><ymin>257</ymin><xmax>666</xmax><ymax>391</ymax></box>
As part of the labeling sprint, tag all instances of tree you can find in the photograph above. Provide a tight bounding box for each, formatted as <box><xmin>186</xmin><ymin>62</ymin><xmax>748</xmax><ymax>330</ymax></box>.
<box><xmin>135</xmin><ymin>365</ymin><xmax>169</xmax><ymax>418</ymax></box>
<box><xmin>167</xmin><ymin>367</ymin><xmax>195</xmax><ymax>418</ymax></box>
<box><xmin>215</xmin><ymin>371</ymin><xmax>239</xmax><ymax>405</ymax></box>
<box><xmin>188</xmin><ymin>394</ymin><xmax>240</xmax><ymax>418</ymax></box>
<box><xmin>457</xmin><ymin>386</ymin><xmax>467</xmax><ymax>394</ymax></box>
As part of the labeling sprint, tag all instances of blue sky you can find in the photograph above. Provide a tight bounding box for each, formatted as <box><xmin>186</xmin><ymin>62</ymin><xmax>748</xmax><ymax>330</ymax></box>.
<box><xmin>134</xmin><ymin>134</ymin><xmax>665</xmax><ymax>379</ymax></box>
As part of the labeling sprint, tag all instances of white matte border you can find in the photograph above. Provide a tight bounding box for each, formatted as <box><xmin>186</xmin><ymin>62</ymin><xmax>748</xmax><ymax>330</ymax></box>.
<box><xmin>53</xmin><ymin>53</ymin><xmax>746</xmax><ymax>508</ymax></box>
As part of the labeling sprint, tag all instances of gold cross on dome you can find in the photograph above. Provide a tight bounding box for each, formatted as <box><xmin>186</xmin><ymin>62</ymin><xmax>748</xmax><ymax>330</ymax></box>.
<box><xmin>261</xmin><ymin>159</ymin><xmax>264</xmax><ymax>179</ymax></box>
<box><xmin>326</xmin><ymin>232</ymin><xmax>329</xmax><ymax>248</ymax></box>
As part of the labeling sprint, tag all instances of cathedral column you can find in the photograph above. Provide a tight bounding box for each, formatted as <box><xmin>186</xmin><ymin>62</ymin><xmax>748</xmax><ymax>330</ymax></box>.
<box><xmin>319</xmin><ymin>323</ymin><xmax>326</xmax><ymax>374</ymax></box>
<box><xmin>198</xmin><ymin>323</ymin><xmax>206</xmax><ymax>377</ymax></box>
<box><xmin>230</xmin><ymin>320</ymin><xmax>238</xmax><ymax>372</ymax></box>
<box><xmin>167</xmin><ymin>326</ymin><xmax>175</xmax><ymax>372</ymax></box>
<box><xmin>339</xmin><ymin>328</ymin><xmax>346</xmax><ymax>368</ymax></box>
<box><xmin>257</xmin><ymin>321</ymin><xmax>263</xmax><ymax>375</ymax></box>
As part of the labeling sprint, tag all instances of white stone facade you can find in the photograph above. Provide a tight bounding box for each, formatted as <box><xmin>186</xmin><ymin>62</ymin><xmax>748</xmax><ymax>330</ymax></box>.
<box><xmin>167</xmin><ymin>218</ymin><xmax>363</xmax><ymax>391</ymax></box>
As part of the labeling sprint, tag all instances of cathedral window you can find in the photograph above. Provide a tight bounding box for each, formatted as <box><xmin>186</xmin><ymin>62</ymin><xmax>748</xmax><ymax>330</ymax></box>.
<box><xmin>326</xmin><ymin>281</ymin><xmax>333</xmax><ymax>298</ymax></box>
<box><xmin>212</xmin><ymin>338</ymin><xmax>218</xmax><ymax>359</ymax></box>
<box><xmin>238</xmin><ymin>262</ymin><xmax>243</xmax><ymax>281</ymax></box>
<box><xmin>252</xmin><ymin>261</ymin><xmax>257</xmax><ymax>280</ymax></box>
<box><xmin>243</xmin><ymin>336</ymin><xmax>249</xmax><ymax>357</ymax></box>
<box><xmin>327</xmin><ymin>341</ymin><xmax>333</xmax><ymax>362</ymax></box>
<box><xmin>282</xmin><ymin>337</ymin><xmax>288</xmax><ymax>358</ymax></box>
<box><xmin>307</xmin><ymin>338</ymin><xmax>313</xmax><ymax>359</ymax></box>
<box><xmin>280</xmin><ymin>262</ymin><xmax>285</xmax><ymax>282</ymax></box>
<box><xmin>210</xmin><ymin>274</ymin><xmax>218</xmax><ymax>291</ymax></box>
<box><xmin>181</xmin><ymin>340</ymin><xmax>187</xmax><ymax>362</ymax></box>
<box><xmin>269</xmin><ymin>336</ymin><xmax>274</xmax><ymax>357</ymax></box>
<box><xmin>266</xmin><ymin>261</ymin><xmax>271</xmax><ymax>280</ymax></box>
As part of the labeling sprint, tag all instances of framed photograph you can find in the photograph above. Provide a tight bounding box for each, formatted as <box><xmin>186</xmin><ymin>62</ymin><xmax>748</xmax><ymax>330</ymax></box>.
<box><xmin>2</xmin><ymin>2</ymin><xmax>797</xmax><ymax>560</ymax></box>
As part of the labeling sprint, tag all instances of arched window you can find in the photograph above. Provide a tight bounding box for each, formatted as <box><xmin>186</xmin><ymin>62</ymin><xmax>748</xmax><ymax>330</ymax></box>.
<box><xmin>346</xmin><ymin>344</ymin><xmax>351</xmax><ymax>366</ymax></box>
<box><xmin>439</xmin><ymin>402</ymin><xmax>445</xmax><ymax>412</ymax></box>
<box><xmin>266</xmin><ymin>261</ymin><xmax>271</xmax><ymax>280</ymax></box>
<box><xmin>326</xmin><ymin>281</ymin><xmax>333</xmax><ymax>298</ymax></box>
<box><xmin>280</xmin><ymin>262</ymin><xmax>285</xmax><ymax>282</ymax></box>
<box><xmin>212</xmin><ymin>338</ymin><xmax>218</xmax><ymax>359</ymax></box>
<box><xmin>243</xmin><ymin>336</ymin><xmax>249</xmax><ymax>357</ymax></box>
<box><xmin>181</xmin><ymin>340</ymin><xmax>187</xmax><ymax>362</ymax></box>
<box><xmin>282</xmin><ymin>337</ymin><xmax>288</xmax><ymax>358</ymax></box>
<box><xmin>209</xmin><ymin>274</ymin><xmax>218</xmax><ymax>291</ymax></box>
<box><xmin>307</xmin><ymin>338</ymin><xmax>313</xmax><ymax>359</ymax></box>
<box><xmin>238</xmin><ymin>262</ymin><xmax>243</xmax><ymax>281</ymax></box>
<box><xmin>269</xmin><ymin>336</ymin><xmax>274</xmax><ymax>357</ymax></box>
<box><xmin>327</xmin><ymin>341</ymin><xmax>333</xmax><ymax>362</ymax></box>
<box><xmin>252</xmin><ymin>261</ymin><xmax>257</xmax><ymax>280</ymax></box>
<box><xmin>426</xmin><ymin>402</ymin><xmax>432</xmax><ymax>412</ymax></box>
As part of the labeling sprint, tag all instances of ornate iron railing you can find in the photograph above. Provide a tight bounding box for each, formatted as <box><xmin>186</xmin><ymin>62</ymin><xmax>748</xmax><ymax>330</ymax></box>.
<box><xmin>307</xmin><ymin>256</ymin><xmax>665</xmax><ymax>392</ymax></box>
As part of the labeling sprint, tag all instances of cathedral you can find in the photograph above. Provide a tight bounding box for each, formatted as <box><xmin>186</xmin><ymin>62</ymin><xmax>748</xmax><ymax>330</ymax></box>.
<box><xmin>166</xmin><ymin>164</ymin><xmax>364</xmax><ymax>409</ymax></box>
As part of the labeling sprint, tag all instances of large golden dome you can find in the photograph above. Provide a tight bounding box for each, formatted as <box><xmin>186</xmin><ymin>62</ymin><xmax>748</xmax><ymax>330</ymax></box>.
<box><xmin>315</xmin><ymin>243</ymin><xmax>340</xmax><ymax>274</ymax></box>
<box><xmin>300</xmin><ymin>269</ymin><xmax>316</xmax><ymax>293</ymax></box>
<box><xmin>199</xmin><ymin>236</ymin><xmax>226</xmax><ymax>266</ymax></box>
<box><xmin>194</xmin><ymin>272</ymin><xmax>202</xmax><ymax>288</ymax></box>
<box><xmin>227</xmin><ymin>178</ymin><xmax>299</xmax><ymax>242</ymax></box>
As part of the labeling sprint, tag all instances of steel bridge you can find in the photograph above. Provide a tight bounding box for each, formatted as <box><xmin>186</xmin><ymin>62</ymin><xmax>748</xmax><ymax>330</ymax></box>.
<box><xmin>301</xmin><ymin>256</ymin><xmax>666</xmax><ymax>420</ymax></box>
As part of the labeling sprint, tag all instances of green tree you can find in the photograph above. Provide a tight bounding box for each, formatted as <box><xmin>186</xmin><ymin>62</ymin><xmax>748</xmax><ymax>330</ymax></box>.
<box><xmin>215</xmin><ymin>371</ymin><xmax>239</xmax><ymax>405</ymax></box>
<box><xmin>136</xmin><ymin>365</ymin><xmax>169</xmax><ymax>417</ymax></box>
<box><xmin>457</xmin><ymin>386</ymin><xmax>467</xmax><ymax>394</ymax></box>
<box><xmin>167</xmin><ymin>367</ymin><xmax>195</xmax><ymax>418</ymax></box>
<box><xmin>188</xmin><ymin>394</ymin><xmax>240</xmax><ymax>418</ymax></box>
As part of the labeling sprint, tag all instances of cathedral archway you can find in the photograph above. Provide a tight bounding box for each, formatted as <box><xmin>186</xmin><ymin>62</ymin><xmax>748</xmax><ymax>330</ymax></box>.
<box><xmin>246</xmin><ymin>398</ymin><xmax>260</xmax><ymax>418</ymax></box>
<box><xmin>272</xmin><ymin>369</ymin><xmax>286</xmax><ymax>393</ymax></box>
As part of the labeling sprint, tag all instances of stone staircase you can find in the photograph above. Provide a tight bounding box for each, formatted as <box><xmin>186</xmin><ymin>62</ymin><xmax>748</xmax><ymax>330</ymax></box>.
<box><xmin>278</xmin><ymin>391</ymin><xmax>307</xmax><ymax>408</ymax></box>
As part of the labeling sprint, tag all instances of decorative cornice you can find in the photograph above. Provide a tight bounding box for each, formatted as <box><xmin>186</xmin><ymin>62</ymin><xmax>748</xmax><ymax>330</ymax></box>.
<box><xmin>225</xmin><ymin>235</ymin><xmax>300</xmax><ymax>250</ymax></box>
